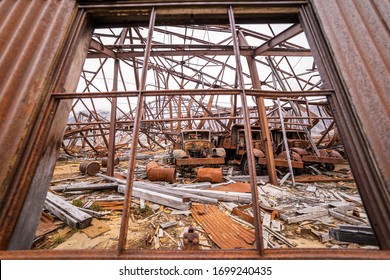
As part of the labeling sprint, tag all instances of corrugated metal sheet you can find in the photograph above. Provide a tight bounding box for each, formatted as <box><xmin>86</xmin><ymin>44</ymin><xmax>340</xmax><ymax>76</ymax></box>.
<box><xmin>308</xmin><ymin>0</ymin><xmax>390</xmax><ymax>248</ymax></box>
<box><xmin>192</xmin><ymin>204</ymin><xmax>255</xmax><ymax>249</ymax></box>
<box><xmin>0</xmin><ymin>0</ymin><xmax>80</xmax><ymax>249</ymax></box>
<box><xmin>311</xmin><ymin>0</ymin><xmax>390</xmax><ymax>177</ymax></box>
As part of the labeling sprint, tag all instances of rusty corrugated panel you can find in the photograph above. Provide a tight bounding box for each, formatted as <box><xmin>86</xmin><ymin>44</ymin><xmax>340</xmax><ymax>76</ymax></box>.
<box><xmin>208</xmin><ymin>182</ymin><xmax>251</xmax><ymax>193</ymax></box>
<box><xmin>191</xmin><ymin>204</ymin><xmax>255</xmax><ymax>249</ymax></box>
<box><xmin>0</xmin><ymin>0</ymin><xmax>86</xmax><ymax>249</ymax></box>
<box><xmin>307</xmin><ymin>0</ymin><xmax>390</xmax><ymax>248</ymax></box>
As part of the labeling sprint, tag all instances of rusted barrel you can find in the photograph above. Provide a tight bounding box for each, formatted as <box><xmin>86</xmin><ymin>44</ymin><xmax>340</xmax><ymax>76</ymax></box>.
<box><xmin>79</xmin><ymin>161</ymin><xmax>100</xmax><ymax>175</ymax></box>
<box><xmin>146</xmin><ymin>161</ymin><xmax>176</xmax><ymax>183</ymax></box>
<box><xmin>196</xmin><ymin>167</ymin><xmax>223</xmax><ymax>183</ymax></box>
<box><xmin>146</xmin><ymin>161</ymin><xmax>159</xmax><ymax>174</ymax></box>
<box><xmin>101</xmin><ymin>157</ymin><xmax>120</xmax><ymax>167</ymax></box>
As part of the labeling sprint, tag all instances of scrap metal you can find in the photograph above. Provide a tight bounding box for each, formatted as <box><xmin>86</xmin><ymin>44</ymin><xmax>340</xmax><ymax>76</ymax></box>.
<box><xmin>191</xmin><ymin>204</ymin><xmax>255</xmax><ymax>249</ymax></box>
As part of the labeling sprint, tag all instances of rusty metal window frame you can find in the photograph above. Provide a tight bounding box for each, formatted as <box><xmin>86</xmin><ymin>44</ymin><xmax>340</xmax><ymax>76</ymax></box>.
<box><xmin>1</xmin><ymin>0</ymin><xmax>389</xmax><ymax>260</ymax></box>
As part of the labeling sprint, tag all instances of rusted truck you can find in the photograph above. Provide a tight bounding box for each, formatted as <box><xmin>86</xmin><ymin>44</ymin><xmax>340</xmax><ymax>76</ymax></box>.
<box><xmin>173</xmin><ymin>130</ymin><xmax>226</xmax><ymax>169</ymax></box>
<box><xmin>219</xmin><ymin>124</ymin><xmax>343</xmax><ymax>175</ymax></box>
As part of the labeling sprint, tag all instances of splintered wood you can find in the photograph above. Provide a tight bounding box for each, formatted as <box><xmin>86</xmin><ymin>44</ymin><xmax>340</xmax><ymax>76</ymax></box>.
<box><xmin>191</xmin><ymin>204</ymin><xmax>255</xmax><ymax>249</ymax></box>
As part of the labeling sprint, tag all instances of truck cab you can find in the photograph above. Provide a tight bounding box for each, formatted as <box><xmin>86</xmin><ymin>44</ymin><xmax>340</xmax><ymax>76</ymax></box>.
<box><xmin>173</xmin><ymin>130</ymin><xmax>226</xmax><ymax>167</ymax></box>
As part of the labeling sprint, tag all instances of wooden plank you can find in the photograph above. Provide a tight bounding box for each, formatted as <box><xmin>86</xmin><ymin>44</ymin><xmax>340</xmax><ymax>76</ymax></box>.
<box><xmin>160</xmin><ymin>221</ymin><xmax>178</xmax><ymax>229</ymax></box>
<box><xmin>118</xmin><ymin>185</ymin><xmax>190</xmax><ymax>211</ymax></box>
<box><xmin>175</xmin><ymin>182</ymin><xmax>211</xmax><ymax>189</ymax></box>
<box><xmin>167</xmin><ymin>187</ymin><xmax>252</xmax><ymax>203</ymax></box>
<box><xmin>134</xmin><ymin>182</ymin><xmax>218</xmax><ymax>204</ymax></box>
<box><xmin>329</xmin><ymin>190</ymin><xmax>346</xmax><ymax>201</ymax></box>
<box><xmin>52</xmin><ymin>183</ymin><xmax>118</xmax><ymax>192</ymax></box>
<box><xmin>77</xmin><ymin>208</ymin><xmax>110</xmax><ymax>218</ymax></box>
<box><xmin>263</xmin><ymin>225</ymin><xmax>296</xmax><ymax>247</ymax></box>
<box><xmin>328</xmin><ymin>209</ymin><xmax>366</xmax><ymax>225</ymax></box>
<box><xmin>229</xmin><ymin>175</ymin><xmax>269</xmax><ymax>184</ymax></box>
<box><xmin>100</xmin><ymin>173</ymin><xmax>215</xmax><ymax>204</ymax></box>
<box><xmin>262</xmin><ymin>213</ymin><xmax>271</xmax><ymax>227</ymax></box>
<box><xmin>271</xmin><ymin>220</ymin><xmax>281</xmax><ymax>232</ymax></box>
<box><xmin>338</xmin><ymin>191</ymin><xmax>363</xmax><ymax>205</ymax></box>
<box><xmin>50</xmin><ymin>175</ymin><xmax>87</xmax><ymax>184</ymax></box>
<box><xmin>232</xmin><ymin>207</ymin><xmax>254</xmax><ymax>225</ymax></box>
<box><xmin>294</xmin><ymin>176</ymin><xmax>355</xmax><ymax>183</ymax></box>
<box><xmin>282</xmin><ymin>210</ymin><xmax>328</xmax><ymax>224</ymax></box>
<box><xmin>91</xmin><ymin>201</ymin><xmax>124</xmax><ymax>211</ymax></box>
<box><xmin>170</xmin><ymin>210</ymin><xmax>191</xmax><ymax>216</ymax></box>
<box><xmin>45</xmin><ymin>192</ymin><xmax>92</xmax><ymax>229</ymax></box>
<box><xmin>328</xmin><ymin>201</ymin><xmax>355</xmax><ymax>212</ymax></box>
<box><xmin>81</xmin><ymin>218</ymin><xmax>110</xmax><ymax>238</ymax></box>
<box><xmin>297</xmin><ymin>206</ymin><xmax>327</xmax><ymax>215</ymax></box>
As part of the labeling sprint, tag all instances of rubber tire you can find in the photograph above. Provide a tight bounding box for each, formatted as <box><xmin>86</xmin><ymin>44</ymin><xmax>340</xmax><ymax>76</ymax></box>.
<box><xmin>324</xmin><ymin>163</ymin><xmax>335</xmax><ymax>171</ymax></box>
<box><xmin>241</xmin><ymin>156</ymin><xmax>262</xmax><ymax>175</ymax></box>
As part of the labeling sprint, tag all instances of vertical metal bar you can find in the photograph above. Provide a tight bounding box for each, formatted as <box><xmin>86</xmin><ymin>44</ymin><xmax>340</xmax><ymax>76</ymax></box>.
<box><xmin>237</xmin><ymin>31</ymin><xmax>278</xmax><ymax>185</ymax></box>
<box><xmin>107</xmin><ymin>61</ymin><xmax>118</xmax><ymax>176</ymax></box>
<box><xmin>107</xmin><ymin>29</ymin><xmax>128</xmax><ymax>176</ymax></box>
<box><xmin>228</xmin><ymin>6</ymin><xmax>263</xmax><ymax>253</ymax></box>
<box><xmin>118</xmin><ymin>8</ymin><xmax>156</xmax><ymax>255</ymax></box>
<box><xmin>276</xmin><ymin>98</ymin><xmax>295</xmax><ymax>186</ymax></box>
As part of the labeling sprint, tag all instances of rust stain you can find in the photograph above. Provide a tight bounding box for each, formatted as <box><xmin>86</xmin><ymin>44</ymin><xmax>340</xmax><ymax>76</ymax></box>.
<box><xmin>197</xmin><ymin>167</ymin><xmax>223</xmax><ymax>183</ymax></box>
<box><xmin>191</xmin><ymin>204</ymin><xmax>255</xmax><ymax>249</ymax></box>
<box><xmin>208</xmin><ymin>182</ymin><xmax>251</xmax><ymax>193</ymax></box>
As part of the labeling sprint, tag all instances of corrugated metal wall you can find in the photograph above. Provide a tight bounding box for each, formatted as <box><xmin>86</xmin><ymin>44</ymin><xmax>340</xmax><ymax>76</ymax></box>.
<box><xmin>309</xmin><ymin>0</ymin><xmax>390</xmax><ymax>248</ymax></box>
<box><xmin>312</xmin><ymin>0</ymin><xmax>390</xmax><ymax>179</ymax></box>
<box><xmin>0</xmin><ymin>0</ymin><xmax>85</xmax><ymax>249</ymax></box>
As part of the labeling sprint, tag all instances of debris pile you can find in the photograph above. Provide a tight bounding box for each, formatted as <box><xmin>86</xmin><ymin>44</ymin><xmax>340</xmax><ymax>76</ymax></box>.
<box><xmin>33</xmin><ymin>155</ymin><xmax>378</xmax><ymax>251</ymax></box>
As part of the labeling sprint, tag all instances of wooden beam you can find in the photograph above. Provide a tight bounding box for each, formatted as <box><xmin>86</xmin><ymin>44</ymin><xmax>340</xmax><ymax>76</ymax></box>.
<box><xmin>168</xmin><ymin>187</ymin><xmax>252</xmax><ymax>203</ymax></box>
<box><xmin>51</xmin><ymin>183</ymin><xmax>118</xmax><ymax>192</ymax></box>
<box><xmin>117</xmin><ymin>185</ymin><xmax>191</xmax><ymax>211</ymax></box>
<box><xmin>44</xmin><ymin>192</ymin><xmax>92</xmax><ymax>229</ymax></box>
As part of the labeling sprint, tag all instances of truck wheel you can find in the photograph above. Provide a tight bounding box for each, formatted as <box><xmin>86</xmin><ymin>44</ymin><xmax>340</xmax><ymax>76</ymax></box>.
<box><xmin>241</xmin><ymin>157</ymin><xmax>262</xmax><ymax>175</ymax></box>
<box><xmin>324</xmin><ymin>163</ymin><xmax>335</xmax><ymax>171</ymax></box>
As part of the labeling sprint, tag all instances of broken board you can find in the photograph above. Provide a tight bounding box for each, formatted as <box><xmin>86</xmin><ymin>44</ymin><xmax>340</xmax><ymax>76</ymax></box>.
<box><xmin>45</xmin><ymin>192</ymin><xmax>92</xmax><ymax>229</ymax></box>
<box><xmin>81</xmin><ymin>218</ymin><xmax>110</xmax><ymax>239</ymax></box>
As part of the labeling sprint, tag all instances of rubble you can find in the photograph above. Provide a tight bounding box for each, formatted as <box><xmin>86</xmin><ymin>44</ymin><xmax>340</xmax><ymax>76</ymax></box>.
<box><xmin>34</xmin><ymin>158</ymin><xmax>378</xmax><ymax>252</ymax></box>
